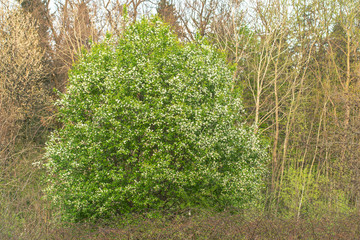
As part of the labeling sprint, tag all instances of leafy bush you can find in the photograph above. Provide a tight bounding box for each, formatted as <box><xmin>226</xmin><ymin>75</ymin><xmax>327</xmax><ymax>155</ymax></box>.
<box><xmin>279</xmin><ymin>166</ymin><xmax>354</xmax><ymax>218</ymax></box>
<box><xmin>45</xmin><ymin>17</ymin><xmax>267</xmax><ymax>222</ymax></box>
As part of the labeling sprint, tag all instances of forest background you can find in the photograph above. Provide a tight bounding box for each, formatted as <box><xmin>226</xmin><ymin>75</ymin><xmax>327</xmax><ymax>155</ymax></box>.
<box><xmin>1</xmin><ymin>0</ymin><xmax>360</xmax><ymax>238</ymax></box>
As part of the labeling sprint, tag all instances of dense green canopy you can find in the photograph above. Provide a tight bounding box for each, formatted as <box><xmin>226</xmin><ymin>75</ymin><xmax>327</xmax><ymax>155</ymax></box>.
<box><xmin>45</xmin><ymin>17</ymin><xmax>267</xmax><ymax>222</ymax></box>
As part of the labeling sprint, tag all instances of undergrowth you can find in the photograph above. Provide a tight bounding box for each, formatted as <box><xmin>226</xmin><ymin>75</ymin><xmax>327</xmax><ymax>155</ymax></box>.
<box><xmin>1</xmin><ymin>147</ymin><xmax>360</xmax><ymax>239</ymax></box>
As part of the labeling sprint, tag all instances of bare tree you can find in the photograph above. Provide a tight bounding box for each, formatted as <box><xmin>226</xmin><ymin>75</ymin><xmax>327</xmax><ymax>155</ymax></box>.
<box><xmin>157</xmin><ymin>0</ymin><xmax>184</xmax><ymax>38</ymax></box>
<box><xmin>0</xmin><ymin>6</ymin><xmax>48</xmax><ymax>157</ymax></box>
<box><xmin>178</xmin><ymin>0</ymin><xmax>222</xmax><ymax>40</ymax></box>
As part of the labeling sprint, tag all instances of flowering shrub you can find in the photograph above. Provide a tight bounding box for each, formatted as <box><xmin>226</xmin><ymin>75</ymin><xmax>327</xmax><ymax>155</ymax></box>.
<box><xmin>45</xmin><ymin>17</ymin><xmax>267</xmax><ymax>222</ymax></box>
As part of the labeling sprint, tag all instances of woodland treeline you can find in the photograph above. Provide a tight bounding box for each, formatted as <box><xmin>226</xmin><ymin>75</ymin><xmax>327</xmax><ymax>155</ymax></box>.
<box><xmin>1</xmin><ymin>0</ymin><xmax>360</xmax><ymax>230</ymax></box>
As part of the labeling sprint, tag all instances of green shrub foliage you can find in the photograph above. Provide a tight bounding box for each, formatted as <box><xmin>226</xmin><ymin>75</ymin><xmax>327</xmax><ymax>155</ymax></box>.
<box><xmin>45</xmin><ymin>17</ymin><xmax>267</xmax><ymax>222</ymax></box>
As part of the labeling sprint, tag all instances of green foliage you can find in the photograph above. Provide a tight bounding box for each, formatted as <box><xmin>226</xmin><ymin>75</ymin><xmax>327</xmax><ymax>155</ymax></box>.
<box><xmin>45</xmin><ymin>17</ymin><xmax>267</xmax><ymax>222</ymax></box>
<box><xmin>279</xmin><ymin>166</ymin><xmax>354</xmax><ymax>218</ymax></box>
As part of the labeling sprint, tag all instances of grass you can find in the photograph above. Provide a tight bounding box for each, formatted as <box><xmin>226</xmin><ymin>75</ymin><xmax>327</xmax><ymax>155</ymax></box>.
<box><xmin>10</xmin><ymin>210</ymin><xmax>359</xmax><ymax>239</ymax></box>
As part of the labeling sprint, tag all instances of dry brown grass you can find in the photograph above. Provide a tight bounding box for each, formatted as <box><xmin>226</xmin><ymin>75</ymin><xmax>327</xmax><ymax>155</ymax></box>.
<box><xmin>39</xmin><ymin>210</ymin><xmax>360</xmax><ymax>239</ymax></box>
<box><xmin>3</xmin><ymin>198</ymin><xmax>360</xmax><ymax>240</ymax></box>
